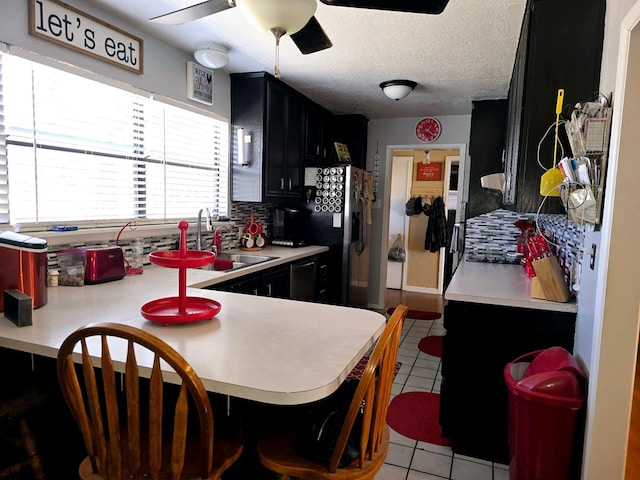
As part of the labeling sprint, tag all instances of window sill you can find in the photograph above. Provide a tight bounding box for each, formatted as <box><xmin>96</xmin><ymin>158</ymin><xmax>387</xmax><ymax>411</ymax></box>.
<box><xmin>25</xmin><ymin>222</ymin><xmax>235</xmax><ymax>248</ymax></box>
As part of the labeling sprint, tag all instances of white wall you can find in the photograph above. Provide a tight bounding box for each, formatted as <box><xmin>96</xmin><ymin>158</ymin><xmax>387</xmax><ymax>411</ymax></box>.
<box><xmin>0</xmin><ymin>0</ymin><xmax>230</xmax><ymax>119</ymax></box>
<box><xmin>578</xmin><ymin>2</ymin><xmax>640</xmax><ymax>478</ymax></box>
<box><xmin>365</xmin><ymin>115</ymin><xmax>472</xmax><ymax>309</ymax></box>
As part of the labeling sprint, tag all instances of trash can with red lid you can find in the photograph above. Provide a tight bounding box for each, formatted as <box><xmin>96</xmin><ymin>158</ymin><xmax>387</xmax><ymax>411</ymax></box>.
<box><xmin>504</xmin><ymin>347</ymin><xmax>586</xmax><ymax>480</ymax></box>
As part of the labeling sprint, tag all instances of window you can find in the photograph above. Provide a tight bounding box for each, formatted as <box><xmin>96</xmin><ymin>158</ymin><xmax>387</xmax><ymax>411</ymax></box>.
<box><xmin>0</xmin><ymin>52</ymin><xmax>229</xmax><ymax>228</ymax></box>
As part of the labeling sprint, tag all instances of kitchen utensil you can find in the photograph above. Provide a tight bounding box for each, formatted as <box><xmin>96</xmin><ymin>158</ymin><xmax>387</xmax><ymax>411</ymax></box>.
<box><xmin>539</xmin><ymin>89</ymin><xmax>565</xmax><ymax>197</ymax></box>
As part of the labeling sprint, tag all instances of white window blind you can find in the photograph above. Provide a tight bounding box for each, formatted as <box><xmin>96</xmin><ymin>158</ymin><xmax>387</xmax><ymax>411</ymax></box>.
<box><xmin>0</xmin><ymin>52</ymin><xmax>229</xmax><ymax>228</ymax></box>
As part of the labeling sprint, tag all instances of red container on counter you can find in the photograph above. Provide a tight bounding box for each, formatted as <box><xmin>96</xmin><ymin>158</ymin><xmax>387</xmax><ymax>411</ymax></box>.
<box><xmin>0</xmin><ymin>231</ymin><xmax>48</xmax><ymax>311</ymax></box>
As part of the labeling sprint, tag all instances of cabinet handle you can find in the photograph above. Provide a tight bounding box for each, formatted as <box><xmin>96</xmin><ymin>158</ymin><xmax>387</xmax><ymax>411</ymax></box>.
<box><xmin>316</xmin><ymin>145</ymin><xmax>320</xmax><ymax>156</ymax></box>
<box><xmin>289</xmin><ymin>178</ymin><xmax>292</xmax><ymax>190</ymax></box>
<box><xmin>280</xmin><ymin>178</ymin><xmax>284</xmax><ymax>190</ymax></box>
<box><xmin>267</xmin><ymin>284</ymin><xmax>272</xmax><ymax>296</ymax></box>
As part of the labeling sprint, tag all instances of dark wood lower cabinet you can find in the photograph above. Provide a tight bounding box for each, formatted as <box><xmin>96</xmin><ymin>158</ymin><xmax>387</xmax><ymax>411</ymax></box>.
<box><xmin>439</xmin><ymin>300</ymin><xmax>576</xmax><ymax>464</ymax></box>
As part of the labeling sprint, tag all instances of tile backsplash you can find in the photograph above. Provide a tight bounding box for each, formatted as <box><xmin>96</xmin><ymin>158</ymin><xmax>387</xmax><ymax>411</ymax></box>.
<box><xmin>46</xmin><ymin>201</ymin><xmax>277</xmax><ymax>270</ymax></box>
<box><xmin>464</xmin><ymin>209</ymin><xmax>593</xmax><ymax>294</ymax></box>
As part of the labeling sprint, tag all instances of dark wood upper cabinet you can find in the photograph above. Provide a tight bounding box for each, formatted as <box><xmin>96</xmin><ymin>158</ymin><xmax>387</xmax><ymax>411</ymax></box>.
<box><xmin>231</xmin><ymin>72</ymin><xmax>370</xmax><ymax>202</ymax></box>
<box><xmin>503</xmin><ymin>0</ymin><xmax>606</xmax><ymax>213</ymax></box>
<box><xmin>467</xmin><ymin>100</ymin><xmax>507</xmax><ymax>219</ymax></box>
<box><xmin>304</xmin><ymin>102</ymin><xmax>331</xmax><ymax>164</ymax></box>
<box><xmin>333</xmin><ymin>114</ymin><xmax>369</xmax><ymax>170</ymax></box>
<box><xmin>231</xmin><ymin>72</ymin><xmax>304</xmax><ymax>202</ymax></box>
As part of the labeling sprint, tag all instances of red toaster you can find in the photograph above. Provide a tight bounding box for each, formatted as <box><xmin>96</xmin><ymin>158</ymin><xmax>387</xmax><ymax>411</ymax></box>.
<box><xmin>0</xmin><ymin>231</ymin><xmax>48</xmax><ymax>312</ymax></box>
<box><xmin>83</xmin><ymin>246</ymin><xmax>125</xmax><ymax>284</ymax></box>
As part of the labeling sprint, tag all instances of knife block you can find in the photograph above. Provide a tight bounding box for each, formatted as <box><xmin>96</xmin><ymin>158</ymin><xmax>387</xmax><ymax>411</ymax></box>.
<box><xmin>530</xmin><ymin>256</ymin><xmax>571</xmax><ymax>303</ymax></box>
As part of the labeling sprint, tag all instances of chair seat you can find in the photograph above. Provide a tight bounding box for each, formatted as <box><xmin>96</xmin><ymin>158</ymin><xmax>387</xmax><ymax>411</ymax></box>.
<box><xmin>257</xmin><ymin>426</ymin><xmax>389</xmax><ymax>480</ymax></box>
<box><xmin>77</xmin><ymin>434</ymin><xmax>243</xmax><ymax>480</ymax></box>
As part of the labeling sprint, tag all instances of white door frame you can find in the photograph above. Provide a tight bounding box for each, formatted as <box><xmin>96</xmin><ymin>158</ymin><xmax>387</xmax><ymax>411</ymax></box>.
<box><xmin>581</xmin><ymin>3</ymin><xmax>640</xmax><ymax>478</ymax></box>
<box><xmin>378</xmin><ymin>143</ymin><xmax>467</xmax><ymax>306</ymax></box>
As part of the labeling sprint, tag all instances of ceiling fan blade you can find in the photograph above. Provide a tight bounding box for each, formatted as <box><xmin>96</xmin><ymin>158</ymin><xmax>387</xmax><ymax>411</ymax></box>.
<box><xmin>290</xmin><ymin>16</ymin><xmax>333</xmax><ymax>55</ymax></box>
<box><xmin>319</xmin><ymin>0</ymin><xmax>449</xmax><ymax>15</ymax></box>
<box><xmin>150</xmin><ymin>0</ymin><xmax>234</xmax><ymax>25</ymax></box>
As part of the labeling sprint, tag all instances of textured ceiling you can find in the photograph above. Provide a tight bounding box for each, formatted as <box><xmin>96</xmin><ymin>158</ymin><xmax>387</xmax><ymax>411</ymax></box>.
<box><xmin>84</xmin><ymin>0</ymin><xmax>527</xmax><ymax>120</ymax></box>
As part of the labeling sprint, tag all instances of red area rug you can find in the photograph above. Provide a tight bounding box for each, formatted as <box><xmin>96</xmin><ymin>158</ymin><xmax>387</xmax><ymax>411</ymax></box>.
<box><xmin>386</xmin><ymin>392</ymin><xmax>452</xmax><ymax>446</ymax></box>
<box><xmin>345</xmin><ymin>355</ymin><xmax>402</xmax><ymax>382</ymax></box>
<box><xmin>386</xmin><ymin>308</ymin><xmax>441</xmax><ymax>321</ymax></box>
<box><xmin>418</xmin><ymin>335</ymin><xmax>444</xmax><ymax>358</ymax></box>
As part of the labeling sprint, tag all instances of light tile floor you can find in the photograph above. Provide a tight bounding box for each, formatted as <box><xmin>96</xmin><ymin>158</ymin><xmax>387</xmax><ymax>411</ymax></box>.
<box><xmin>377</xmin><ymin>315</ymin><xmax>510</xmax><ymax>480</ymax></box>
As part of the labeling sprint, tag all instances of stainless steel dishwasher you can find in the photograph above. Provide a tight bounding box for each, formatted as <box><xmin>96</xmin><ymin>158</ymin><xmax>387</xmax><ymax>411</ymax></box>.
<box><xmin>289</xmin><ymin>257</ymin><xmax>317</xmax><ymax>301</ymax></box>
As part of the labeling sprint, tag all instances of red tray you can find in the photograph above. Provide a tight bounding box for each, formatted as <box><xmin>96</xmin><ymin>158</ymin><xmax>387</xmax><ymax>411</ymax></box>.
<box><xmin>141</xmin><ymin>296</ymin><xmax>221</xmax><ymax>326</ymax></box>
<box><xmin>149</xmin><ymin>250</ymin><xmax>215</xmax><ymax>269</ymax></box>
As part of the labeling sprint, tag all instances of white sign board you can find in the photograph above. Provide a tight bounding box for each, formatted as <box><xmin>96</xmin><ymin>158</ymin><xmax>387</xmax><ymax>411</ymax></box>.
<box><xmin>29</xmin><ymin>0</ymin><xmax>144</xmax><ymax>74</ymax></box>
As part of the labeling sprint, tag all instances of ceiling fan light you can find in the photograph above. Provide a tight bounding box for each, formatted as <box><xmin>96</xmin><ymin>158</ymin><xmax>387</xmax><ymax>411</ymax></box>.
<box><xmin>194</xmin><ymin>42</ymin><xmax>229</xmax><ymax>69</ymax></box>
<box><xmin>379</xmin><ymin>79</ymin><xmax>417</xmax><ymax>100</ymax></box>
<box><xmin>236</xmin><ymin>0</ymin><xmax>317</xmax><ymax>36</ymax></box>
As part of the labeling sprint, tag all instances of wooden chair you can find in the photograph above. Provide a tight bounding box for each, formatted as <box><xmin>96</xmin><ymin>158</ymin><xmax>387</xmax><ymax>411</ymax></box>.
<box><xmin>56</xmin><ymin>322</ymin><xmax>243</xmax><ymax>480</ymax></box>
<box><xmin>257</xmin><ymin>304</ymin><xmax>408</xmax><ymax>479</ymax></box>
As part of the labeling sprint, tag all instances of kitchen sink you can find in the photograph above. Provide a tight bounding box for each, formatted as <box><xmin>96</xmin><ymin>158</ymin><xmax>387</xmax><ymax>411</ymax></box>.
<box><xmin>198</xmin><ymin>253</ymin><xmax>279</xmax><ymax>271</ymax></box>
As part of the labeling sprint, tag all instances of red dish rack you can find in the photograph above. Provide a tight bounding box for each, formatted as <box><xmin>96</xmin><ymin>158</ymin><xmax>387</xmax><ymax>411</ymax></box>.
<box><xmin>140</xmin><ymin>221</ymin><xmax>221</xmax><ymax>326</ymax></box>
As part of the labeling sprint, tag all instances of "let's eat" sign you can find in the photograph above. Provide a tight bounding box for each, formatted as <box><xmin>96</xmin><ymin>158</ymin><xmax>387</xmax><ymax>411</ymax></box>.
<box><xmin>29</xmin><ymin>0</ymin><xmax>144</xmax><ymax>74</ymax></box>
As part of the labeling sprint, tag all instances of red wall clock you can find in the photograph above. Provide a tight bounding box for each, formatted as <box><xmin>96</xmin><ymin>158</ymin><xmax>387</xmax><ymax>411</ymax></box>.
<box><xmin>415</xmin><ymin>117</ymin><xmax>442</xmax><ymax>143</ymax></box>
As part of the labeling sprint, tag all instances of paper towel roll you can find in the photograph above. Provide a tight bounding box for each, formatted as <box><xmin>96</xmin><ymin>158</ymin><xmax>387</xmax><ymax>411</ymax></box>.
<box><xmin>481</xmin><ymin>173</ymin><xmax>505</xmax><ymax>192</ymax></box>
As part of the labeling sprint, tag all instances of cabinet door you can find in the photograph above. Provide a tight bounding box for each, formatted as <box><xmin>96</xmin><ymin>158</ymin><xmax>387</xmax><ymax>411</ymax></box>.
<box><xmin>285</xmin><ymin>93</ymin><xmax>304</xmax><ymax>198</ymax></box>
<box><xmin>440</xmin><ymin>300</ymin><xmax>576</xmax><ymax>463</ymax></box>
<box><xmin>262</xmin><ymin>265</ymin><xmax>291</xmax><ymax>298</ymax></box>
<box><xmin>503</xmin><ymin>0</ymin><xmax>605</xmax><ymax>213</ymax></box>
<box><xmin>304</xmin><ymin>103</ymin><xmax>324</xmax><ymax>163</ymax></box>
<box><xmin>333</xmin><ymin>114</ymin><xmax>369</xmax><ymax>169</ymax></box>
<box><xmin>467</xmin><ymin>100</ymin><xmax>507</xmax><ymax>219</ymax></box>
<box><xmin>265</xmin><ymin>82</ymin><xmax>287</xmax><ymax>198</ymax></box>
<box><xmin>305</xmin><ymin>103</ymin><xmax>335</xmax><ymax>164</ymax></box>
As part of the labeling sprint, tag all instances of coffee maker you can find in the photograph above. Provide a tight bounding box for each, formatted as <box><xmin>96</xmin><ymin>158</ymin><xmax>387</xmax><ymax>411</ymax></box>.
<box><xmin>271</xmin><ymin>207</ymin><xmax>308</xmax><ymax>247</ymax></box>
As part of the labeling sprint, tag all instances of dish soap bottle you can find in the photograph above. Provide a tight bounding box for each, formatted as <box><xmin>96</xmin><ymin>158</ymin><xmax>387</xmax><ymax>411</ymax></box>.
<box><xmin>132</xmin><ymin>238</ymin><xmax>145</xmax><ymax>269</ymax></box>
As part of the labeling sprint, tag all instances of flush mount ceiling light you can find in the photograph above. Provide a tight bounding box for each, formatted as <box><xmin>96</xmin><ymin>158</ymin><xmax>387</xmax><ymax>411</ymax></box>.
<box><xmin>194</xmin><ymin>42</ymin><xmax>229</xmax><ymax>69</ymax></box>
<box><xmin>379</xmin><ymin>80</ymin><xmax>418</xmax><ymax>101</ymax></box>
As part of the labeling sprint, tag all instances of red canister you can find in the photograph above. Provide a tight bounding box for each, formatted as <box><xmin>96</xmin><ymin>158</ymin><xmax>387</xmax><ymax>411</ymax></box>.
<box><xmin>0</xmin><ymin>231</ymin><xmax>48</xmax><ymax>311</ymax></box>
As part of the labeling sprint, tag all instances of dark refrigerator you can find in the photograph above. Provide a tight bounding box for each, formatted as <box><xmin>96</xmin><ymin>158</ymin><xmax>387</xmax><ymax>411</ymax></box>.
<box><xmin>303</xmin><ymin>165</ymin><xmax>372</xmax><ymax>307</ymax></box>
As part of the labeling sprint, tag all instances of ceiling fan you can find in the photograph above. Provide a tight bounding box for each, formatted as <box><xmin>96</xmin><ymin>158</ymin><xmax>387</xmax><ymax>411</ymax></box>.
<box><xmin>151</xmin><ymin>0</ymin><xmax>449</xmax><ymax>76</ymax></box>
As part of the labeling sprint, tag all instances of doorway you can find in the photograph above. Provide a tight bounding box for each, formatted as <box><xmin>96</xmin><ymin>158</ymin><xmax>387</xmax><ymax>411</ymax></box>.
<box><xmin>383</xmin><ymin>148</ymin><xmax>462</xmax><ymax>296</ymax></box>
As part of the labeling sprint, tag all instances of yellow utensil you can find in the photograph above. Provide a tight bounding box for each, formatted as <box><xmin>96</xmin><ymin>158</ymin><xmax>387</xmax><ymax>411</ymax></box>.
<box><xmin>540</xmin><ymin>89</ymin><xmax>565</xmax><ymax>197</ymax></box>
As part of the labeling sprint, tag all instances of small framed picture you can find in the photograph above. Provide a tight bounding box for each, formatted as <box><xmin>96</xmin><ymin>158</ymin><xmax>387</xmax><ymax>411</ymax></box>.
<box><xmin>187</xmin><ymin>61</ymin><xmax>213</xmax><ymax>105</ymax></box>
<box><xmin>416</xmin><ymin>162</ymin><xmax>443</xmax><ymax>181</ymax></box>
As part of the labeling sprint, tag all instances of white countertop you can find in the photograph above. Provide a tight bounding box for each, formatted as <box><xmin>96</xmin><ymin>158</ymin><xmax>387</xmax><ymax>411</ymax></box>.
<box><xmin>445</xmin><ymin>260</ymin><xmax>578</xmax><ymax>313</ymax></box>
<box><xmin>0</xmin><ymin>245</ymin><xmax>387</xmax><ymax>405</ymax></box>
<box><xmin>182</xmin><ymin>245</ymin><xmax>330</xmax><ymax>288</ymax></box>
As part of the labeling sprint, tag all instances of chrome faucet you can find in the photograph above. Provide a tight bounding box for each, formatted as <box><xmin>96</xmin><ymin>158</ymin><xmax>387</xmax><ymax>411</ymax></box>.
<box><xmin>196</xmin><ymin>208</ymin><xmax>211</xmax><ymax>250</ymax></box>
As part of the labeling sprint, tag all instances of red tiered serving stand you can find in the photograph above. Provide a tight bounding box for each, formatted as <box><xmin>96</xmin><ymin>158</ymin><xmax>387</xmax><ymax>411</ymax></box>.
<box><xmin>141</xmin><ymin>220</ymin><xmax>221</xmax><ymax>326</ymax></box>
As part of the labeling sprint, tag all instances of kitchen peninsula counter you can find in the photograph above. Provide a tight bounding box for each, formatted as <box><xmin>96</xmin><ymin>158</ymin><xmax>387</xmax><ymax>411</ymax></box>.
<box><xmin>0</xmin><ymin>245</ymin><xmax>386</xmax><ymax>405</ymax></box>
<box><xmin>445</xmin><ymin>259</ymin><xmax>577</xmax><ymax>313</ymax></box>
<box><xmin>440</xmin><ymin>258</ymin><xmax>578</xmax><ymax>463</ymax></box>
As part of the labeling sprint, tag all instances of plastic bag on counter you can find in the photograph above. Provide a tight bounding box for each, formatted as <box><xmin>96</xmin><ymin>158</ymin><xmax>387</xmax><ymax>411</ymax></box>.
<box><xmin>388</xmin><ymin>234</ymin><xmax>406</xmax><ymax>262</ymax></box>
